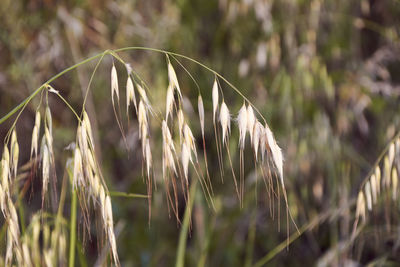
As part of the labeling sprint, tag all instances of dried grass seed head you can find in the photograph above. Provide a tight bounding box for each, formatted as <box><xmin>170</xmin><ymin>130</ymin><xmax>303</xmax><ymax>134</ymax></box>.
<box><xmin>237</xmin><ymin>103</ymin><xmax>247</xmax><ymax>150</ymax></box>
<box><xmin>356</xmin><ymin>191</ymin><xmax>366</xmax><ymax>222</ymax></box>
<box><xmin>168</xmin><ymin>61</ymin><xmax>182</xmax><ymax>98</ymax></box>
<box><xmin>246</xmin><ymin>105</ymin><xmax>255</xmax><ymax>143</ymax></box>
<box><xmin>181</xmin><ymin>142</ymin><xmax>190</xmax><ymax>181</ymax></box>
<box><xmin>365</xmin><ymin>181</ymin><xmax>372</xmax><ymax>211</ymax></box>
<box><xmin>265</xmin><ymin>124</ymin><xmax>284</xmax><ymax>187</ymax></box>
<box><xmin>126</xmin><ymin>76</ymin><xmax>137</xmax><ymax>114</ymax></box>
<box><xmin>212</xmin><ymin>79</ymin><xmax>219</xmax><ymax>123</ymax></box>
<box><xmin>111</xmin><ymin>65</ymin><xmax>119</xmax><ymax>103</ymax></box>
<box><xmin>198</xmin><ymin>95</ymin><xmax>205</xmax><ymax>136</ymax></box>
<box><xmin>165</xmin><ymin>84</ymin><xmax>174</xmax><ymax>121</ymax></box>
<box><xmin>219</xmin><ymin>101</ymin><xmax>230</xmax><ymax>145</ymax></box>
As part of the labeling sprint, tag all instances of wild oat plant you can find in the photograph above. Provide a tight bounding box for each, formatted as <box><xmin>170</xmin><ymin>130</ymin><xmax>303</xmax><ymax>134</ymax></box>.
<box><xmin>0</xmin><ymin>48</ymin><xmax>295</xmax><ymax>266</ymax></box>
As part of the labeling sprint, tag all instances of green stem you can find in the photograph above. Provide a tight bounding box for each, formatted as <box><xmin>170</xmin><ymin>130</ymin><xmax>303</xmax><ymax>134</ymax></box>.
<box><xmin>69</xmin><ymin>185</ymin><xmax>77</xmax><ymax>267</ymax></box>
<box><xmin>109</xmin><ymin>191</ymin><xmax>149</xmax><ymax>198</ymax></box>
<box><xmin>176</xmin><ymin>181</ymin><xmax>198</xmax><ymax>267</ymax></box>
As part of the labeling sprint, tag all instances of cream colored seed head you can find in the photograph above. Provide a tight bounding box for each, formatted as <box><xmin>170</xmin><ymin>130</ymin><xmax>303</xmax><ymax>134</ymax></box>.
<box><xmin>365</xmin><ymin>181</ymin><xmax>372</xmax><ymax>211</ymax></box>
<box><xmin>45</xmin><ymin>127</ymin><xmax>54</xmax><ymax>160</ymax></box>
<box><xmin>182</xmin><ymin>142</ymin><xmax>190</xmax><ymax>181</ymax></box>
<box><xmin>111</xmin><ymin>65</ymin><xmax>119</xmax><ymax>103</ymax></box>
<box><xmin>2</xmin><ymin>145</ymin><xmax>9</xmax><ymax>163</ymax></box>
<box><xmin>11</xmin><ymin>141</ymin><xmax>19</xmax><ymax>178</ymax></box>
<box><xmin>137</xmin><ymin>84</ymin><xmax>150</xmax><ymax>108</ymax></box>
<box><xmin>246</xmin><ymin>105</ymin><xmax>255</xmax><ymax>143</ymax></box>
<box><xmin>259</xmin><ymin>124</ymin><xmax>266</xmax><ymax>162</ymax></box>
<box><xmin>31</xmin><ymin>126</ymin><xmax>39</xmax><ymax>158</ymax></box>
<box><xmin>356</xmin><ymin>191</ymin><xmax>366</xmax><ymax>222</ymax></box>
<box><xmin>219</xmin><ymin>101</ymin><xmax>230</xmax><ymax>145</ymax></box>
<box><xmin>165</xmin><ymin>84</ymin><xmax>174</xmax><ymax>121</ymax></box>
<box><xmin>212</xmin><ymin>79</ymin><xmax>219</xmax><ymax>123</ymax></box>
<box><xmin>162</xmin><ymin>121</ymin><xmax>175</xmax><ymax>152</ymax></box>
<box><xmin>168</xmin><ymin>62</ymin><xmax>182</xmax><ymax>98</ymax></box>
<box><xmin>145</xmin><ymin>139</ymin><xmax>152</xmax><ymax>177</ymax></box>
<box><xmin>138</xmin><ymin>100</ymin><xmax>148</xmax><ymax>130</ymax></box>
<box><xmin>237</xmin><ymin>103</ymin><xmax>247</xmax><ymax>150</ymax></box>
<box><xmin>184</xmin><ymin>124</ymin><xmax>197</xmax><ymax>160</ymax></box>
<box><xmin>73</xmin><ymin>148</ymin><xmax>83</xmax><ymax>189</ymax></box>
<box><xmin>35</xmin><ymin>110</ymin><xmax>41</xmax><ymax>130</ymax></box>
<box><xmin>265</xmin><ymin>124</ymin><xmax>284</xmax><ymax>187</ymax></box>
<box><xmin>126</xmin><ymin>77</ymin><xmax>137</xmax><ymax>114</ymax></box>
<box><xmin>198</xmin><ymin>95</ymin><xmax>205</xmax><ymax>136</ymax></box>
<box><xmin>46</xmin><ymin>106</ymin><xmax>52</xmax><ymax>135</ymax></box>
<box><xmin>83</xmin><ymin>111</ymin><xmax>95</xmax><ymax>149</ymax></box>
<box><xmin>253</xmin><ymin>121</ymin><xmax>263</xmax><ymax>161</ymax></box>
<box><xmin>370</xmin><ymin>174</ymin><xmax>377</xmax><ymax>204</ymax></box>
<box><xmin>42</xmin><ymin>145</ymin><xmax>50</xmax><ymax>197</ymax></box>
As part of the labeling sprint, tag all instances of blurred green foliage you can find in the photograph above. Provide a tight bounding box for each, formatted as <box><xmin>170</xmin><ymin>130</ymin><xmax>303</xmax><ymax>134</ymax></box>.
<box><xmin>1</xmin><ymin>0</ymin><xmax>400</xmax><ymax>266</ymax></box>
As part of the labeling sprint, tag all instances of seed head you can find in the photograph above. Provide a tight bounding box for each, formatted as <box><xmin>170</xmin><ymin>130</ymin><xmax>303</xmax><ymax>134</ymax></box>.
<box><xmin>265</xmin><ymin>124</ymin><xmax>284</xmax><ymax>187</ymax></box>
<box><xmin>165</xmin><ymin>84</ymin><xmax>174</xmax><ymax>121</ymax></box>
<box><xmin>168</xmin><ymin>62</ymin><xmax>182</xmax><ymax>98</ymax></box>
<box><xmin>219</xmin><ymin>101</ymin><xmax>230</xmax><ymax>145</ymax></box>
<box><xmin>111</xmin><ymin>65</ymin><xmax>119</xmax><ymax>103</ymax></box>
<box><xmin>212</xmin><ymin>79</ymin><xmax>219</xmax><ymax>123</ymax></box>
<box><xmin>126</xmin><ymin>77</ymin><xmax>137</xmax><ymax>114</ymax></box>
<box><xmin>356</xmin><ymin>191</ymin><xmax>366</xmax><ymax>222</ymax></box>
<box><xmin>365</xmin><ymin>181</ymin><xmax>372</xmax><ymax>211</ymax></box>
<box><xmin>246</xmin><ymin>105</ymin><xmax>255</xmax><ymax>143</ymax></box>
<box><xmin>198</xmin><ymin>95</ymin><xmax>205</xmax><ymax>136</ymax></box>
<box><xmin>237</xmin><ymin>103</ymin><xmax>247</xmax><ymax>150</ymax></box>
<box><xmin>182</xmin><ymin>142</ymin><xmax>190</xmax><ymax>181</ymax></box>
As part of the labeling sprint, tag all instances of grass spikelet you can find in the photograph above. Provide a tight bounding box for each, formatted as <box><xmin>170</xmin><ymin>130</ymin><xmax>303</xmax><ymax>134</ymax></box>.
<box><xmin>10</xmin><ymin>129</ymin><xmax>19</xmax><ymax>179</ymax></box>
<box><xmin>370</xmin><ymin>173</ymin><xmax>377</xmax><ymax>204</ymax></box>
<box><xmin>136</xmin><ymin>84</ymin><xmax>151</xmax><ymax>110</ymax></box>
<box><xmin>104</xmin><ymin>195</ymin><xmax>120</xmax><ymax>267</ymax></box>
<box><xmin>219</xmin><ymin>101</ymin><xmax>230</xmax><ymax>145</ymax></box>
<box><xmin>198</xmin><ymin>95</ymin><xmax>205</xmax><ymax>136</ymax></box>
<box><xmin>212</xmin><ymin>79</ymin><xmax>219</xmax><ymax>123</ymax></box>
<box><xmin>355</xmin><ymin>191</ymin><xmax>366</xmax><ymax>223</ymax></box>
<box><xmin>265</xmin><ymin>124</ymin><xmax>284</xmax><ymax>188</ymax></box>
<box><xmin>246</xmin><ymin>105</ymin><xmax>255</xmax><ymax>143</ymax></box>
<box><xmin>42</xmin><ymin>143</ymin><xmax>50</xmax><ymax>207</ymax></box>
<box><xmin>237</xmin><ymin>103</ymin><xmax>247</xmax><ymax>150</ymax></box>
<box><xmin>167</xmin><ymin>60</ymin><xmax>182</xmax><ymax>98</ymax></box>
<box><xmin>165</xmin><ymin>84</ymin><xmax>174</xmax><ymax>122</ymax></box>
<box><xmin>126</xmin><ymin>76</ymin><xmax>137</xmax><ymax>115</ymax></box>
<box><xmin>111</xmin><ymin>64</ymin><xmax>119</xmax><ymax>103</ymax></box>
<box><xmin>183</xmin><ymin>124</ymin><xmax>197</xmax><ymax>161</ymax></box>
<box><xmin>253</xmin><ymin>121</ymin><xmax>263</xmax><ymax>161</ymax></box>
<box><xmin>73</xmin><ymin>148</ymin><xmax>83</xmax><ymax>190</ymax></box>
<box><xmin>145</xmin><ymin>139</ymin><xmax>152</xmax><ymax>178</ymax></box>
<box><xmin>181</xmin><ymin>142</ymin><xmax>190</xmax><ymax>182</ymax></box>
<box><xmin>364</xmin><ymin>181</ymin><xmax>372</xmax><ymax>211</ymax></box>
<box><xmin>83</xmin><ymin>111</ymin><xmax>95</xmax><ymax>149</ymax></box>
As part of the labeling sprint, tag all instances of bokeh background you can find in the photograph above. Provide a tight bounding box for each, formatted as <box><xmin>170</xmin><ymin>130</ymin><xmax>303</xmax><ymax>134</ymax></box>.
<box><xmin>1</xmin><ymin>0</ymin><xmax>400</xmax><ymax>266</ymax></box>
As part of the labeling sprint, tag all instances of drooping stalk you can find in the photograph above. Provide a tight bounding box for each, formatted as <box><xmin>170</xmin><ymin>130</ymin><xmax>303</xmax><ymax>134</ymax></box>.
<box><xmin>68</xmin><ymin>175</ymin><xmax>78</xmax><ymax>267</ymax></box>
<box><xmin>175</xmin><ymin>181</ymin><xmax>197</xmax><ymax>267</ymax></box>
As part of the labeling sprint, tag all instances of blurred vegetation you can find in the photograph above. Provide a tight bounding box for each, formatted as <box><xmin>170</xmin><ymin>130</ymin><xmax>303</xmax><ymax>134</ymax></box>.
<box><xmin>1</xmin><ymin>0</ymin><xmax>400</xmax><ymax>266</ymax></box>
